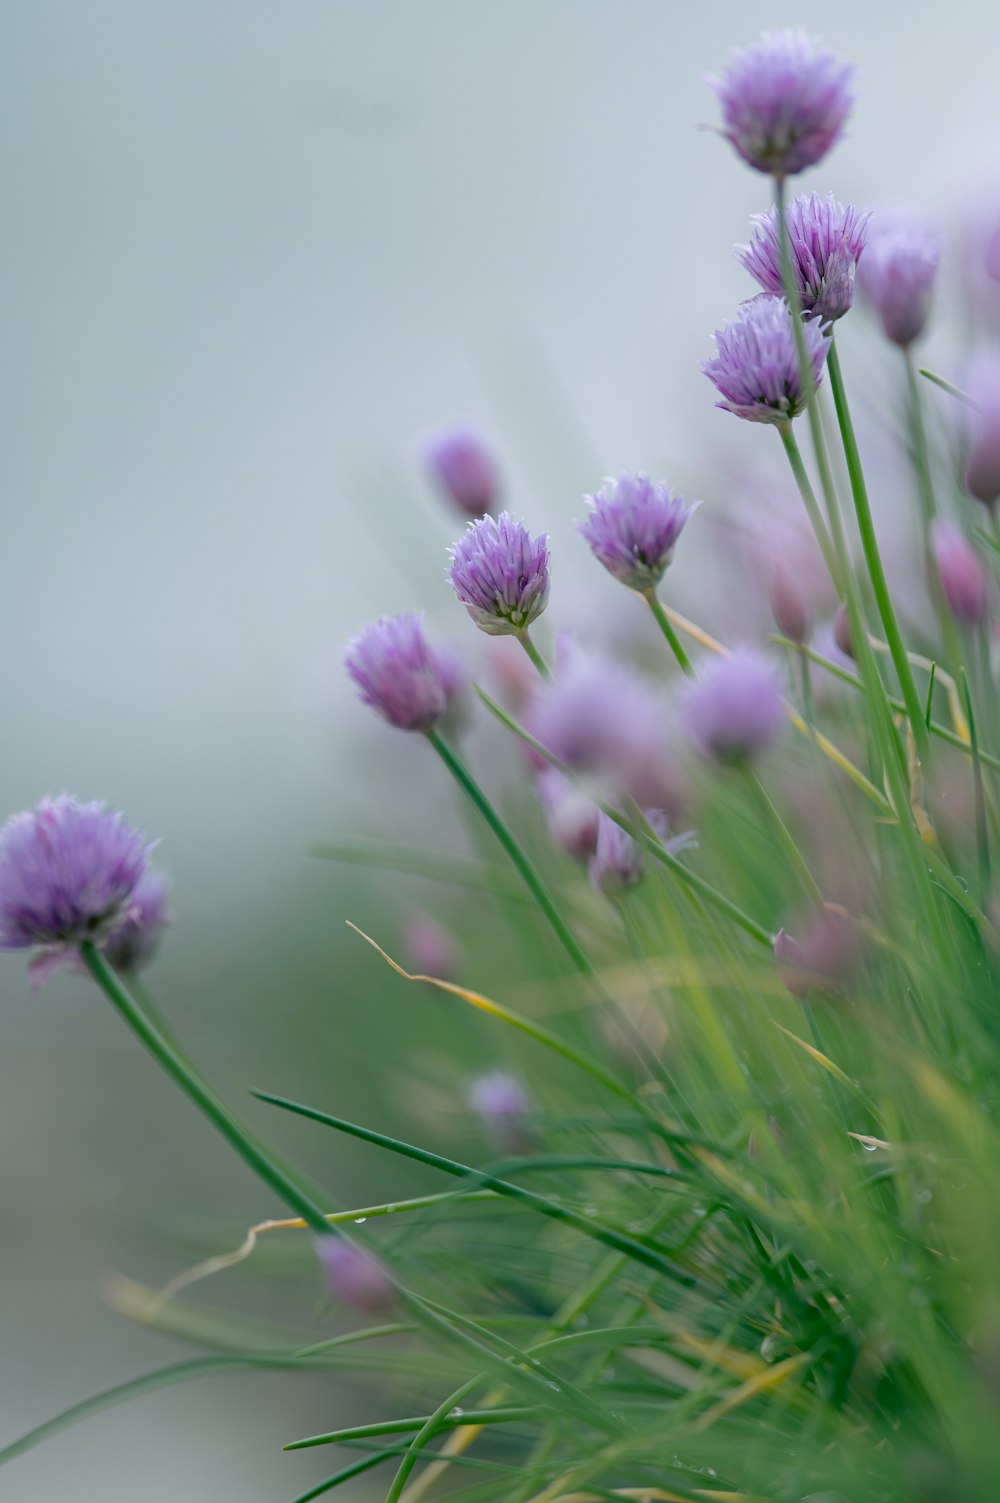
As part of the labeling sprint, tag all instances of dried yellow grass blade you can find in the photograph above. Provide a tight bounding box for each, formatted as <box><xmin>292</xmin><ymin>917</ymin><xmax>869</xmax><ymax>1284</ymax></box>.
<box><xmin>693</xmin><ymin>1349</ymin><xmax>812</xmax><ymax>1432</ymax></box>
<box><xmin>773</xmin><ymin>1022</ymin><xmax>858</xmax><ymax>1090</ymax></box>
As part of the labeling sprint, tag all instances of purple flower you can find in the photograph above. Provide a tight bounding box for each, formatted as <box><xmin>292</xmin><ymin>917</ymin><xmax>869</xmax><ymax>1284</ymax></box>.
<box><xmin>702</xmin><ymin>296</ymin><xmax>828</xmax><ymax>425</ymax></box>
<box><xmin>317</xmin><ymin>1238</ymin><xmax>394</xmax><ymax>1314</ymax></box>
<box><xmin>0</xmin><ymin>795</ymin><xmax>154</xmax><ymax>984</ymax></box>
<box><xmin>103</xmin><ymin>870</ymin><xmax>171</xmax><ymax>974</ymax></box>
<box><xmin>931</xmin><ymin>522</ymin><xmax>990</xmax><ymax>627</ymax></box>
<box><xmin>774</xmin><ymin>905</ymin><xmax>859</xmax><ymax>995</ymax></box>
<box><xmin>769</xmin><ymin>562</ymin><xmax>812</xmax><ymax>645</ymax></box>
<box><xmin>469</xmin><ymin>1070</ymin><xmax>534</xmax><ymax>1150</ymax></box>
<box><xmin>833</xmin><ymin>603</ymin><xmax>854</xmax><ymax>660</ymax></box>
<box><xmin>578</xmin><ymin>473</ymin><xmax>699</xmax><ymax>594</ymax></box>
<box><xmin>963</xmin><ymin>355</ymin><xmax>1000</xmax><ymax>507</ymax></box>
<box><xmin>682</xmin><ymin>651</ymin><xmax>785</xmax><ymax>765</ymax></box>
<box><xmin>708</xmin><ymin>30</ymin><xmax>853</xmax><ymax>180</ymax></box>
<box><xmin>529</xmin><ymin>645</ymin><xmax>680</xmax><ymax>808</ymax></box>
<box><xmin>422</xmin><ymin>425</ymin><xmax>499</xmax><ymax>517</ymax></box>
<box><xmin>858</xmin><ymin>223</ymin><xmax>938</xmax><ymax>347</ymax></box>
<box><xmin>737</xmin><ymin>194</ymin><xmax>871</xmax><ymax>326</ymax></box>
<box><xmin>404</xmin><ymin>914</ymin><xmax>458</xmax><ymax>978</ymax></box>
<box><xmin>345</xmin><ymin>613</ymin><xmax>464</xmax><ymax>732</ymax></box>
<box><xmin>449</xmin><ymin>512</ymin><xmax>550</xmax><ymax>636</ymax></box>
<box><xmin>536</xmin><ymin>769</ymin><xmax>601</xmax><ymax>861</ymax></box>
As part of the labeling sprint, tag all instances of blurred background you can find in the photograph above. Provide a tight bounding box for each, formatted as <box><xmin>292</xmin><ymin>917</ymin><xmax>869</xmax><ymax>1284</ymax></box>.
<box><xmin>3</xmin><ymin>1</ymin><xmax>1000</xmax><ymax>1497</ymax></box>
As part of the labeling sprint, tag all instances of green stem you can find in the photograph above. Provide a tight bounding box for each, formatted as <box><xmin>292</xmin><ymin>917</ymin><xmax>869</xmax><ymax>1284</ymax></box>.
<box><xmin>918</xmin><ymin>367</ymin><xmax>977</xmax><ymax>409</ymax></box>
<box><xmin>744</xmin><ymin>771</ymin><xmax>825</xmax><ymax>908</ymax></box>
<box><xmin>80</xmin><ymin>944</ymin><xmax>334</xmax><ymax>1235</ymax></box>
<box><xmin>646</xmin><ymin>593</ymin><xmax>693</xmax><ymax>675</ymax></box>
<box><xmin>826</xmin><ymin>337</ymin><xmax>928</xmax><ymax>755</ymax></box>
<box><xmin>426</xmin><ymin>729</ymin><xmax>596</xmax><ymax>979</ymax></box>
<box><xmin>516</xmin><ymin>629</ymin><xmax>551</xmax><ymax>679</ymax></box>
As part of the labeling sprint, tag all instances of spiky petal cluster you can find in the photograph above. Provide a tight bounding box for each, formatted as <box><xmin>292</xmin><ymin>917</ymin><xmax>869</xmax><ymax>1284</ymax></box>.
<box><xmin>737</xmin><ymin>194</ymin><xmax>871</xmax><ymax>325</ymax></box>
<box><xmin>0</xmin><ymin>796</ymin><xmax>153</xmax><ymax>980</ymax></box>
<box><xmin>422</xmin><ymin>425</ymin><xmax>499</xmax><ymax>517</ymax></box>
<box><xmin>931</xmin><ymin>522</ymin><xmax>990</xmax><ymax>627</ymax></box>
<box><xmin>588</xmin><ymin>812</ymin><xmax>695</xmax><ymax>897</ymax></box>
<box><xmin>682</xmin><ymin>651</ymin><xmax>785</xmax><ymax>765</ymax></box>
<box><xmin>708</xmin><ymin>30</ymin><xmax>853</xmax><ymax>179</ymax></box>
<box><xmin>578</xmin><ymin>473</ymin><xmax>699</xmax><ymax>593</ymax></box>
<box><xmin>858</xmin><ymin>224</ymin><xmax>939</xmax><ymax>347</ymax></box>
<box><xmin>345</xmin><ymin>613</ymin><xmax>463</xmax><ymax>732</ymax></box>
<box><xmin>102</xmin><ymin>870</ymin><xmax>171</xmax><ymax>974</ymax></box>
<box><xmin>449</xmin><ymin>512</ymin><xmax>550</xmax><ymax>636</ymax></box>
<box><xmin>702</xmin><ymin>296</ymin><xmax>828</xmax><ymax>424</ymax></box>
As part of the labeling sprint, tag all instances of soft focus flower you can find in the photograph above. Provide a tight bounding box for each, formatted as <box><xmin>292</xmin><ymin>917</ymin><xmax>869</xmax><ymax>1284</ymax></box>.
<box><xmin>963</xmin><ymin>356</ymin><xmax>1000</xmax><ymax>508</ymax></box>
<box><xmin>682</xmin><ymin>651</ymin><xmax>785</xmax><ymax>765</ymax></box>
<box><xmin>536</xmin><ymin>769</ymin><xmax>601</xmax><ymax>861</ymax></box>
<box><xmin>858</xmin><ymin>223</ymin><xmax>938</xmax><ymax>347</ymax></box>
<box><xmin>702</xmin><ymin>296</ymin><xmax>828</xmax><ymax>425</ymax></box>
<box><xmin>345</xmin><ymin>613</ymin><xmax>463</xmax><ymax>733</ymax></box>
<box><xmin>102</xmin><ymin>870</ymin><xmax>171</xmax><ymax>974</ymax></box>
<box><xmin>737</xmin><ymin>194</ymin><xmax>870</xmax><ymax>325</ymax></box>
<box><xmin>774</xmin><ymin>905</ymin><xmax>859</xmax><ymax>995</ymax></box>
<box><xmin>931</xmin><ymin>522</ymin><xmax>990</xmax><ymax>627</ymax></box>
<box><xmin>588</xmin><ymin>811</ymin><xmax>694</xmax><ymax>897</ymax></box>
<box><xmin>449</xmin><ymin>512</ymin><xmax>550</xmax><ymax>636</ymax></box>
<box><xmin>0</xmin><ymin>795</ymin><xmax>153</xmax><ymax>984</ymax></box>
<box><xmin>422</xmin><ymin>425</ymin><xmax>499</xmax><ymax>517</ymax></box>
<box><xmin>404</xmin><ymin>914</ymin><xmax>458</xmax><ymax>978</ymax></box>
<box><xmin>317</xmin><ymin>1238</ymin><xmax>395</xmax><ymax>1314</ymax></box>
<box><xmin>833</xmin><ymin>603</ymin><xmax>854</xmax><ymax>660</ymax></box>
<box><xmin>530</xmin><ymin>645</ymin><xmax>682</xmax><ymax>809</ymax></box>
<box><xmin>578</xmin><ymin>473</ymin><xmax>699</xmax><ymax>594</ymax></box>
<box><xmin>769</xmin><ymin>562</ymin><xmax>813</xmax><ymax>645</ymax></box>
<box><xmin>469</xmin><ymin>1070</ymin><xmax>534</xmax><ymax>1150</ymax></box>
<box><xmin>708</xmin><ymin>30</ymin><xmax>853</xmax><ymax>180</ymax></box>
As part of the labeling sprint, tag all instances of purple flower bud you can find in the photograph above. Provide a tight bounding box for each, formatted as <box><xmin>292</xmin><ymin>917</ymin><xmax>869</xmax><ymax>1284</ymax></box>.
<box><xmin>422</xmin><ymin>425</ymin><xmax>499</xmax><ymax>517</ymax></box>
<box><xmin>529</xmin><ymin>646</ymin><xmax>678</xmax><ymax>807</ymax></box>
<box><xmin>536</xmin><ymin>769</ymin><xmax>601</xmax><ymax>861</ymax></box>
<box><xmin>682</xmin><ymin>651</ymin><xmax>785</xmax><ymax>765</ymax></box>
<box><xmin>468</xmin><ymin>1070</ymin><xmax>533</xmax><ymax>1150</ymax></box>
<box><xmin>702</xmin><ymin>296</ymin><xmax>829</xmax><ymax>425</ymax></box>
<box><xmin>858</xmin><ymin>223</ymin><xmax>938</xmax><ymax>348</ymax></box>
<box><xmin>404</xmin><ymin>914</ymin><xmax>458</xmax><ymax>978</ymax></box>
<box><xmin>578</xmin><ymin>473</ymin><xmax>699</xmax><ymax>594</ymax></box>
<box><xmin>345</xmin><ymin>613</ymin><xmax>464</xmax><ymax>733</ymax></box>
<box><xmin>833</xmin><ymin>603</ymin><xmax>854</xmax><ymax>660</ymax></box>
<box><xmin>449</xmin><ymin>512</ymin><xmax>550</xmax><ymax>637</ymax></box>
<box><xmin>737</xmin><ymin>194</ymin><xmax>870</xmax><ymax>326</ymax></box>
<box><xmin>769</xmin><ymin>562</ymin><xmax>812</xmax><ymax>645</ymax></box>
<box><xmin>774</xmin><ymin>905</ymin><xmax>858</xmax><ymax>995</ymax></box>
<box><xmin>317</xmin><ymin>1238</ymin><xmax>395</xmax><ymax>1314</ymax></box>
<box><xmin>708</xmin><ymin>30</ymin><xmax>853</xmax><ymax>180</ymax></box>
<box><xmin>963</xmin><ymin>357</ymin><xmax>1000</xmax><ymax>508</ymax></box>
<box><xmin>931</xmin><ymin>522</ymin><xmax>990</xmax><ymax>627</ymax></box>
<box><xmin>0</xmin><ymin>795</ymin><xmax>154</xmax><ymax>984</ymax></box>
<box><xmin>103</xmin><ymin>870</ymin><xmax>171</xmax><ymax>974</ymax></box>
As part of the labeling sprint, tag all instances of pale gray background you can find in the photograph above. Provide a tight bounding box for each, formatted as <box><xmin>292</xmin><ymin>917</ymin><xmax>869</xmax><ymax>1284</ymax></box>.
<box><xmin>2</xmin><ymin>2</ymin><xmax>997</xmax><ymax>1498</ymax></box>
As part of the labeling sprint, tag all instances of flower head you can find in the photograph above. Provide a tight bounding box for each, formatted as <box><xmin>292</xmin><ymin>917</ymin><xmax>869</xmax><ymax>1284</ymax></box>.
<box><xmin>682</xmin><ymin>651</ymin><xmax>785</xmax><ymax>765</ymax></box>
<box><xmin>449</xmin><ymin>512</ymin><xmax>550</xmax><ymax>636</ymax></box>
<box><xmin>769</xmin><ymin>562</ymin><xmax>812</xmax><ymax>645</ymax></box>
<box><xmin>708</xmin><ymin>30</ymin><xmax>853</xmax><ymax>179</ymax></box>
<box><xmin>963</xmin><ymin>355</ymin><xmax>1000</xmax><ymax>507</ymax></box>
<box><xmin>931</xmin><ymin>521</ymin><xmax>990</xmax><ymax>627</ymax></box>
<box><xmin>578</xmin><ymin>473</ymin><xmax>698</xmax><ymax>593</ymax></box>
<box><xmin>404</xmin><ymin>914</ymin><xmax>458</xmax><ymax>978</ymax></box>
<box><xmin>737</xmin><ymin>194</ymin><xmax>870</xmax><ymax>325</ymax></box>
<box><xmin>536</xmin><ymin>769</ymin><xmax>601</xmax><ymax>861</ymax></box>
<box><xmin>858</xmin><ymin>222</ymin><xmax>938</xmax><ymax>347</ymax></box>
<box><xmin>469</xmin><ymin>1070</ymin><xmax>534</xmax><ymax>1150</ymax></box>
<box><xmin>774</xmin><ymin>905</ymin><xmax>859</xmax><ymax>995</ymax></box>
<box><xmin>317</xmin><ymin>1238</ymin><xmax>394</xmax><ymax>1314</ymax></box>
<box><xmin>0</xmin><ymin>795</ymin><xmax>154</xmax><ymax>982</ymax></box>
<box><xmin>422</xmin><ymin>425</ymin><xmax>499</xmax><ymax>517</ymax></box>
<box><xmin>702</xmin><ymin>296</ymin><xmax>828</xmax><ymax>425</ymax></box>
<box><xmin>529</xmin><ymin>645</ymin><xmax>680</xmax><ymax>808</ymax></box>
<box><xmin>102</xmin><ymin>870</ymin><xmax>170</xmax><ymax>974</ymax></box>
<box><xmin>345</xmin><ymin>613</ymin><xmax>463</xmax><ymax>733</ymax></box>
